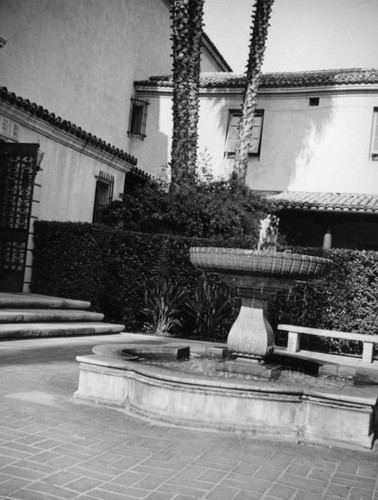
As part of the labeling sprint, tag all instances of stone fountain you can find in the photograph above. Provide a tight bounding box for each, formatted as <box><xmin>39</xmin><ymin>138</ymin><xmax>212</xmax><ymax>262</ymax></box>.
<box><xmin>74</xmin><ymin>216</ymin><xmax>378</xmax><ymax>450</ymax></box>
<box><xmin>189</xmin><ymin>216</ymin><xmax>332</xmax><ymax>368</ymax></box>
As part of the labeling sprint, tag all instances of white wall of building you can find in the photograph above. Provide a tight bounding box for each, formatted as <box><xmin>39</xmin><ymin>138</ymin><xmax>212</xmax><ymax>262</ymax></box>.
<box><xmin>0</xmin><ymin>0</ymin><xmax>228</xmax><ymax>160</ymax></box>
<box><xmin>135</xmin><ymin>86</ymin><xmax>378</xmax><ymax>195</ymax></box>
<box><xmin>0</xmin><ymin>0</ymin><xmax>173</xmax><ymax>151</ymax></box>
<box><xmin>202</xmin><ymin>90</ymin><xmax>378</xmax><ymax>194</ymax></box>
<box><xmin>0</xmin><ymin>103</ymin><xmax>132</xmax><ymax>291</ymax></box>
<box><xmin>0</xmin><ymin>104</ymin><xmax>129</xmax><ymax>222</ymax></box>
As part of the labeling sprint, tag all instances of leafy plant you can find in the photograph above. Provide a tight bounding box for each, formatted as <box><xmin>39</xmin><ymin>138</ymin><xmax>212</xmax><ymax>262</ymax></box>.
<box><xmin>185</xmin><ymin>274</ymin><xmax>233</xmax><ymax>341</ymax></box>
<box><xmin>102</xmin><ymin>177</ymin><xmax>273</xmax><ymax>243</ymax></box>
<box><xmin>141</xmin><ymin>280</ymin><xmax>188</xmax><ymax>337</ymax></box>
<box><xmin>32</xmin><ymin>222</ymin><xmax>378</xmax><ymax>355</ymax></box>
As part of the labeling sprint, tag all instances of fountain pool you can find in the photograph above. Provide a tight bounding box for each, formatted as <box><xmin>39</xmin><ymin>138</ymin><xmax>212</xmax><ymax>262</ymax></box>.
<box><xmin>74</xmin><ymin>217</ymin><xmax>378</xmax><ymax>449</ymax></box>
<box><xmin>75</xmin><ymin>340</ymin><xmax>378</xmax><ymax>449</ymax></box>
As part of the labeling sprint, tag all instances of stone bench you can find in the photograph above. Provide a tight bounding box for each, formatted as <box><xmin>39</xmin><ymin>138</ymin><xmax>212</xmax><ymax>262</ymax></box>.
<box><xmin>277</xmin><ymin>324</ymin><xmax>378</xmax><ymax>364</ymax></box>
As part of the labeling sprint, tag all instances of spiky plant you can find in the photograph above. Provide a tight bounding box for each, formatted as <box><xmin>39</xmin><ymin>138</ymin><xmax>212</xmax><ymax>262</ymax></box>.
<box><xmin>233</xmin><ymin>0</ymin><xmax>275</xmax><ymax>183</ymax></box>
<box><xmin>170</xmin><ymin>0</ymin><xmax>204</xmax><ymax>189</ymax></box>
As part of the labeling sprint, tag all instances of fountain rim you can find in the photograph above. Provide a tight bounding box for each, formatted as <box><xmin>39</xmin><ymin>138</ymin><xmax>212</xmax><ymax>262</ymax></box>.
<box><xmin>190</xmin><ymin>246</ymin><xmax>331</xmax><ymax>261</ymax></box>
<box><xmin>189</xmin><ymin>246</ymin><xmax>333</xmax><ymax>280</ymax></box>
<box><xmin>77</xmin><ymin>343</ymin><xmax>375</xmax><ymax>405</ymax></box>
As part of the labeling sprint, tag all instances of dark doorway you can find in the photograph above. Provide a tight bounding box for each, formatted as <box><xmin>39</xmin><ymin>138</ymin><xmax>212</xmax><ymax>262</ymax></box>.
<box><xmin>279</xmin><ymin>210</ymin><xmax>378</xmax><ymax>250</ymax></box>
<box><xmin>0</xmin><ymin>143</ymin><xmax>39</xmax><ymax>292</ymax></box>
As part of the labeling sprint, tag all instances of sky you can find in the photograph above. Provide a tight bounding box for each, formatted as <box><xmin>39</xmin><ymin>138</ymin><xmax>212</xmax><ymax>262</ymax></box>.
<box><xmin>203</xmin><ymin>0</ymin><xmax>378</xmax><ymax>73</ymax></box>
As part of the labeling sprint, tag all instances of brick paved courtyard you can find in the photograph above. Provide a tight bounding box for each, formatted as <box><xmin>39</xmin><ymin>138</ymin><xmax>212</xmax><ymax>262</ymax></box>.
<box><xmin>0</xmin><ymin>334</ymin><xmax>378</xmax><ymax>500</ymax></box>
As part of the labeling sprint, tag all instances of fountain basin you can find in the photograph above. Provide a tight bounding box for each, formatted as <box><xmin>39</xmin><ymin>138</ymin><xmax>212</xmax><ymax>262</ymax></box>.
<box><xmin>189</xmin><ymin>247</ymin><xmax>332</xmax><ymax>281</ymax></box>
<box><xmin>75</xmin><ymin>343</ymin><xmax>378</xmax><ymax>450</ymax></box>
<box><xmin>190</xmin><ymin>247</ymin><xmax>333</xmax><ymax>359</ymax></box>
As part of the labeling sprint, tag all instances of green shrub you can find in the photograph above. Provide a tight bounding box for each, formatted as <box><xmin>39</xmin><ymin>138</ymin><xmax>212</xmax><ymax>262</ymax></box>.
<box><xmin>141</xmin><ymin>280</ymin><xmax>188</xmax><ymax>337</ymax></box>
<box><xmin>270</xmin><ymin>247</ymin><xmax>378</xmax><ymax>354</ymax></box>
<box><xmin>184</xmin><ymin>274</ymin><xmax>238</xmax><ymax>341</ymax></box>
<box><xmin>31</xmin><ymin>222</ymin><xmax>111</xmax><ymax>311</ymax></box>
<box><xmin>102</xmin><ymin>177</ymin><xmax>273</xmax><ymax>242</ymax></box>
<box><xmin>32</xmin><ymin>222</ymin><xmax>378</xmax><ymax>355</ymax></box>
<box><xmin>32</xmin><ymin>221</ymin><xmax>252</xmax><ymax>333</ymax></box>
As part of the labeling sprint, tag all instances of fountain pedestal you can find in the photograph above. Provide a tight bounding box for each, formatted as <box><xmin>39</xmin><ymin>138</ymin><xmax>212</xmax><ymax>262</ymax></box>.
<box><xmin>228</xmin><ymin>296</ymin><xmax>274</xmax><ymax>358</ymax></box>
<box><xmin>221</xmin><ymin>274</ymin><xmax>295</xmax><ymax>359</ymax></box>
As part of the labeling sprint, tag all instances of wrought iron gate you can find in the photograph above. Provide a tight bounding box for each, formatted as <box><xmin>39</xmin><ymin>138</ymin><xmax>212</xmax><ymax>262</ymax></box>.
<box><xmin>0</xmin><ymin>143</ymin><xmax>39</xmax><ymax>292</ymax></box>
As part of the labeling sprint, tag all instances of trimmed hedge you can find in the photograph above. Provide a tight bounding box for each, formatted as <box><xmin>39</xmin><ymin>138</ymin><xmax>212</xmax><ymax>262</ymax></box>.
<box><xmin>32</xmin><ymin>221</ymin><xmax>251</xmax><ymax>332</ymax></box>
<box><xmin>32</xmin><ymin>221</ymin><xmax>378</xmax><ymax>353</ymax></box>
<box><xmin>270</xmin><ymin>247</ymin><xmax>378</xmax><ymax>354</ymax></box>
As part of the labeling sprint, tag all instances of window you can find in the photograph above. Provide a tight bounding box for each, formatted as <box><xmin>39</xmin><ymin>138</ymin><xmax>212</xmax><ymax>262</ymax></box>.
<box><xmin>127</xmin><ymin>97</ymin><xmax>149</xmax><ymax>139</ymax></box>
<box><xmin>370</xmin><ymin>108</ymin><xmax>378</xmax><ymax>160</ymax></box>
<box><xmin>309</xmin><ymin>97</ymin><xmax>319</xmax><ymax>106</ymax></box>
<box><xmin>225</xmin><ymin>110</ymin><xmax>264</xmax><ymax>158</ymax></box>
<box><xmin>93</xmin><ymin>171</ymin><xmax>114</xmax><ymax>223</ymax></box>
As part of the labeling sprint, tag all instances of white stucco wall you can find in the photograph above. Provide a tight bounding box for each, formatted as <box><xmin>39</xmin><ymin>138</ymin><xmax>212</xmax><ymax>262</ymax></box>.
<box><xmin>0</xmin><ymin>0</ymin><xmax>228</xmax><ymax>163</ymax></box>
<box><xmin>128</xmin><ymin>93</ymin><xmax>173</xmax><ymax>179</ymax></box>
<box><xmin>0</xmin><ymin>105</ymin><xmax>130</xmax><ymax>290</ymax></box>
<box><xmin>0</xmin><ymin>0</ymin><xmax>173</xmax><ymax>152</ymax></box>
<box><xmin>199</xmin><ymin>90</ymin><xmax>378</xmax><ymax>194</ymax></box>
<box><xmin>135</xmin><ymin>86</ymin><xmax>378</xmax><ymax>195</ymax></box>
<box><xmin>0</xmin><ymin>108</ymin><xmax>127</xmax><ymax>222</ymax></box>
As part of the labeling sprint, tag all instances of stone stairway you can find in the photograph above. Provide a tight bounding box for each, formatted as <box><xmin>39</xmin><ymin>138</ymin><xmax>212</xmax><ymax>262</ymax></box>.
<box><xmin>0</xmin><ymin>293</ymin><xmax>124</xmax><ymax>339</ymax></box>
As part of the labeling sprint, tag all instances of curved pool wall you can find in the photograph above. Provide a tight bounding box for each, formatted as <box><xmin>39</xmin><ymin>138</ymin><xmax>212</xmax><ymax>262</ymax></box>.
<box><xmin>74</xmin><ymin>343</ymin><xmax>378</xmax><ymax>450</ymax></box>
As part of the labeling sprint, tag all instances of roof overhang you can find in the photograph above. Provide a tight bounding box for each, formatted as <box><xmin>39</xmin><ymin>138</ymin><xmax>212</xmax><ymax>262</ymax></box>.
<box><xmin>266</xmin><ymin>191</ymin><xmax>378</xmax><ymax>215</ymax></box>
<box><xmin>135</xmin><ymin>68</ymin><xmax>378</xmax><ymax>96</ymax></box>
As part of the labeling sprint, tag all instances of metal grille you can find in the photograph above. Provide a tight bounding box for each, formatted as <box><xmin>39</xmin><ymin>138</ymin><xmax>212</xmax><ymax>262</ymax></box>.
<box><xmin>93</xmin><ymin>171</ymin><xmax>114</xmax><ymax>223</ymax></box>
<box><xmin>0</xmin><ymin>143</ymin><xmax>39</xmax><ymax>291</ymax></box>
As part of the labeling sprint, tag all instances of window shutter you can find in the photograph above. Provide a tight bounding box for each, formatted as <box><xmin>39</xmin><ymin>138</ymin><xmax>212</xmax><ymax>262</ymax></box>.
<box><xmin>249</xmin><ymin>115</ymin><xmax>263</xmax><ymax>154</ymax></box>
<box><xmin>128</xmin><ymin>97</ymin><xmax>149</xmax><ymax>139</ymax></box>
<box><xmin>225</xmin><ymin>114</ymin><xmax>240</xmax><ymax>155</ymax></box>
<box><xmin>225</xmin><ymin>111</ymin><xmax>263</xmax><ymax>157</ymax></box>
<box><xmin>371</xmin><ymin>110</ymin><xmax>378</xmax><ymax>156</ymax></box>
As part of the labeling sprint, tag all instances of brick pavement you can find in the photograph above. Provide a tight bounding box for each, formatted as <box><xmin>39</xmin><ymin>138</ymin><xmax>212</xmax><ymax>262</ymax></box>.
<box><xmin>0</xmin><ymin>334</ymin><xmax>378</xmax><ymax>500</ymax></box>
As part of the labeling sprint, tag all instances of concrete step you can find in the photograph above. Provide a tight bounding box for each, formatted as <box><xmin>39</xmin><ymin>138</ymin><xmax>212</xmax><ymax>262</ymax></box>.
<box><xmin>0</xmin><ymin>309</ymin><xmax>104</xmax><ymax>323</ymax></box>
<box><xmin>0</xmin><ymin>293</ymin><xmax>91</xmax><ymax>310</ymax></box>
<box><xmin>0</xmin><ymin>322</ymin><xmax>125</xmax><ymax>339</ymax></box>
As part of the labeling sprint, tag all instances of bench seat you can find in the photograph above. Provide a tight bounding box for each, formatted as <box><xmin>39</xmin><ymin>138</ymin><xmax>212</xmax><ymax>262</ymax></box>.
<box><xmin>278</xmin><ymin>324</ymin><xmax>378</xmax><ymax>364</ymax></box>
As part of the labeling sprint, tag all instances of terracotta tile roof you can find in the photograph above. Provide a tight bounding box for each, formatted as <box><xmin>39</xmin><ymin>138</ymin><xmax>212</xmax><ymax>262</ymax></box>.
<box><xmin>0</xmin><ymin>87</ymin><xmax>138</xmax><ymax>167</ymax></box>
<box><xmin>267</xmin><ymin>191</ymin><xmax>378</xmax><ymax>214</ymax></box>
<box><xmin>136</xmin><ymin>68</ymin><xmax>378</xmax><ymax>89</ymax></box>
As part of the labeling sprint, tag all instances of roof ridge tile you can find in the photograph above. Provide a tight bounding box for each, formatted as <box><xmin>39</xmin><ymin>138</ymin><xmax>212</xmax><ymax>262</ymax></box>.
<box><xmin>135</xmin><ymin>68</ymin><xmax>378</xmax><ymax>89</ymax></box>
<box><xmin>268</xmin><ymin>191</ymin><xmax>378</xmax><ymax>214</ymax></box>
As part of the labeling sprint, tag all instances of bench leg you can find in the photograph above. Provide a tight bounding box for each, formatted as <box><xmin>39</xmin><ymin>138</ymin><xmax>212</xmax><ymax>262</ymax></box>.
<box><xmin>362</xmin><ymin>342</ymin><xmax>374</xmax><ymax>364</ymax></box>
<box><xmin>287</xmin><ymin>332</ymin><xmax>300</xmax><ymax>353</ymax></box>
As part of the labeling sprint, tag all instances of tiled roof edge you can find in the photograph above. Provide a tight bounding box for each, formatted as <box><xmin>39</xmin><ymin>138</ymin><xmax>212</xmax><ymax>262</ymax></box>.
<box><xmin>0</xmin><ymin>87</ymin><xmax>138</xmax><ymax>167</ymax></box>
<box><xmin>135</xmin><ymin>68</ymin><xmax>378</xmax><ymax>89</ymax></box>
<box><xmin>267</xmin><ymin>191</ymin><xmax>378</xmax><ymax>214</ymax></box>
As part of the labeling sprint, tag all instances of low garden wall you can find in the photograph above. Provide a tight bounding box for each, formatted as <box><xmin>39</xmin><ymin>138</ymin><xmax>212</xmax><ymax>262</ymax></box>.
<box><xmin>32</xmin><ymin>221</ymin><xmax>378</xmax><ymax>353</ymax></box>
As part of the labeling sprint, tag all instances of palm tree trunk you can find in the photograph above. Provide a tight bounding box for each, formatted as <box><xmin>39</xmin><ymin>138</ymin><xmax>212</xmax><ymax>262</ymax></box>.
<box><xmin>170</xmin><ymin>0</ymin><xmax>204</xmax><ymax>189</ymax></box>
<box><xmin>233</xmin><ymin>0</ymin><xmax>275</xmax><ymax>183</ymax></box>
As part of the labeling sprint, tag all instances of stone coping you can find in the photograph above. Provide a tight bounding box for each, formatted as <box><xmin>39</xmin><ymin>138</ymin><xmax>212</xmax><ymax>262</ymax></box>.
<box><xmin>0</xmin><ymin>292</ymin><xmax>91</xmax><ymax>309</ymax></box>
<box><xmin>76</xmin><ymin>343</ymin><xmax>378</xmax><ymax>406</ymax></box>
